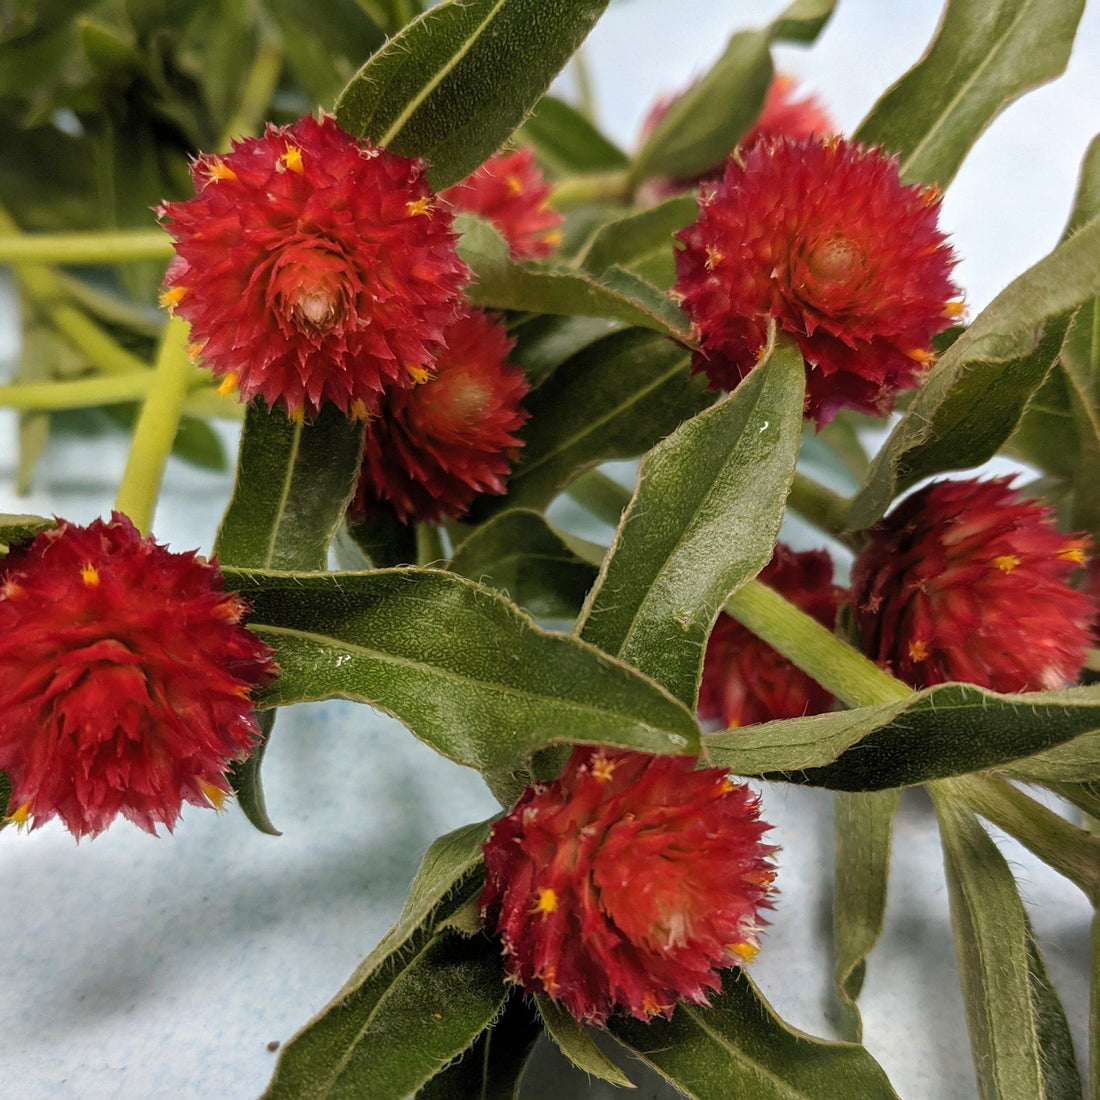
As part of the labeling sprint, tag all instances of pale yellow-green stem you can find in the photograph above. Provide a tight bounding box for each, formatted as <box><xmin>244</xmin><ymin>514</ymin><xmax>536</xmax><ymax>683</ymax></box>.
<box><xmin>0</xmin><ymin>373</ymin><xmax>153</xmax><ymax>410</ymax></box>
<box><xmin>114</xmin><ymin>316</ymin><xmax>195</xmax><ymax>533</ymax></box>
<box><xmin>0</xmin><ymin>229</ymin><xmax>173</xmax><ymax>267</ymax></box>
<box><xmin>787</xmin><ymin>471</ymin><xmax>863</xmax><ymax>550</ymax></box>
<box><xmin>550</xmin><ymin>171</ymin><xmax>632</xmax><ymax>209</ymax></box>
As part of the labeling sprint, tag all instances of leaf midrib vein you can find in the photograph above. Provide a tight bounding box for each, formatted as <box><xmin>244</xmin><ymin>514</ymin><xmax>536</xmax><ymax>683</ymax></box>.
<box><xmin>262</xmin><ymin>420</ymin><xmax>303</xmax><ymax>570</ymax></box>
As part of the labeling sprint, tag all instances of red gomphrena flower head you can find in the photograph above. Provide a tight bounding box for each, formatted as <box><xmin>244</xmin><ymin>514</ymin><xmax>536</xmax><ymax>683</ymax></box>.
<box><xmin>674</xmin><ymin>136</ymin><xmax>962</xmax><ymax>426</ymax></box>
<box><xmin>157</xmin><ymin>114</ymin><xmax>469</xmax><ymax>419</ymax></box>
<box><xmin>636</xmin><ymin>73</ymin><xmax>835</xmax><ymax>203</ymax></box>
<box><xmin>0</xmin><ymin>514</ymin><xmax>278</xmax><ymax>839</ymax></box>
<box><xmin>851</xmin><ymin>477</ymin><xmax>1094</xmax><ymax>692</ymax></box>
<box><xmin>352</xmin><ymin>310</ymin><xmax>529</xmax><ymax>525</ymax></box>
<box><xmin>480</xmin><ymin>747</ymin><xmax>776</xmax><ymax>1026</ymax></box>
<box><xmin>442</xmin><ymin>147</ymin><xmax>563</xmax><ymax>259</ymax></box>
<box><xmin>699</xmin><ymin>543</ymin><xmax>843</xmax><ymax>728</ymax></box>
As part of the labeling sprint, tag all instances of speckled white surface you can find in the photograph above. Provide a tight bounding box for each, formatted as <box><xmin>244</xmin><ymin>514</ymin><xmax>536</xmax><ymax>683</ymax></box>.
<box><xmin>1</xmin><ymin>2</ymin><xmax>1098</xmax><ymax>1096</ymax></box>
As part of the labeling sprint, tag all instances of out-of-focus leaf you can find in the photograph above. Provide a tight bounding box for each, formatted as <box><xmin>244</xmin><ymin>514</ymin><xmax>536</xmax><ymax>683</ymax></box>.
<box><xmin>338</xmin><ymin>513</ymin><xmax>417</xmax><ymax>570</ymax></box>
<box><xmin>769</xmin><ymin>0</ymin><xmax>837</xmax><ymax>43</ymax></box>
<box><xmin>1007</xmin><ymin>730</ymin><xmax>1100</xmax><ymax>785</ymax></box>
<box><xmin>508</xmin><ymin>313</ymin><xmax>626</xmax><ymax>389</ymax></box>
<box><xmin>609</xmin><ymin>969</ymin><xmax>899</xmax><ymax>1099</ymax></box>
<box><xmin>171</xmin><ymin>415</ymin><xmax>226</xmax><ymax>471</ymax></box>
<box><xmin>226</xmin><ymin>568</ymin><xmax>701</xmax><ymax>772</ymax></box>
<box><xmin>516</xmin><ymin>94</ymin><xmax>629</xmax><ymax>178</ymax></box>
<box><xmin>855</xmin><ymin>0</ymin><xmax>1086</xmax><ymax>187</ymax></box>
<box><xmin>458</xmin><ymin>216</ymin><xmax>694</xmax><ymax>343</ymax></box>
<box><xmin>214</xmin><ymin>402</ymin><xmax>365</xmax><ymax>572</ymax></box>
<box><xmin>335</xmin><ymin>0</ymin><xmax>611</xmax><ymax>190</ymax></box>
<box><xmin>932</xmin><ymin>794</ymin><xmax>1082</xmax><ymax>1100</ymax></box>
<box><xmin>477</xmin><ymin>328</ymin><xmax>710</xmax><ymax>518</ymax></box>
<box><xmin>708</xmin><ymin>682</ymin><xmax>1100</xmax><ymax>791</ymax></box>
<box><xmin>536</xmin><ymin>994</ymin><xmax>635</xmax><ymax>1089</ymax></box>
<box><xmin>577</xmin><ymin>339</ymin><xmax>805</xmax><ymax>706</ymax></box>
<box><xmin>449</xmin><ymin>509</ymin><xmax>600</xmax><ymax>620</ymax></box>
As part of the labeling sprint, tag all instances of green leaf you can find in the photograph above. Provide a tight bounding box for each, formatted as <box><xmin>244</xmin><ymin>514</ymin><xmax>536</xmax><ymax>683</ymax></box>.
<box><xmin>334</xmin><ymin>0</ymin><xmax>611</xmax><ymax>190</ymax></box>
<box><xmin>608</xmin><ymin>969</ymin><xmax>899</xmax><ymax>1099</ymax></box>
<box><xmin>832</xmin><ymin>790</ymin><xmax>900</xmax><ymax>1042</ymax></box>
<box><xmin>1007</xmin><ymin>730</ymin><xmax>1100</xmax><ymax>784</ymax></box>
<box><xmin>516</xmin><ymin>94</ymin><xmax>629</xmax><ymax>178</ymax></box>
<box><xmin>0</xmin><ymin>512</ymin><xmax>55</xmax><ymax>555</ymax></box>
<box><xmin>845</xmin><ymin>213</ymin><xmax>1100</xmax><ymax>531</ymax></box>
<box><xmin>630</xmin><ymin>28</ymin><xmax>771</xmax><ymax>183</ymax></box>
<box><xmin>448</xmin><ymin>509</ymin><xmax>600</xmax><ymax>620</ymax></box>
<box><xmin>577</xmin><ymin>339</ymin><xmax>804</xmax><ymax>706</ymax></box>
<box><xmin>854</xmin><ymin>0</ymin><xmax>1086</xmax><ymax>187</ymax></box>
<box><xmin>417</xmin><ymin>992</ymin><xmax>541</xmax><ymax>1100</ymax></box>
<box><xmin>214</xmin><ymin>402</ymin><xmax>365</xmax><ymax>572</ymax></box>
<box><xmin>536</xmin><ymin>994</ymin><xmax>635</xmax><ymax>1089</ymax></box>
<box><xmin>226</xmin><ymin>568</ymin><xmax>700</xmax><ymax>772</ymax></box>
<box><xmin>769</xmin><ymin>0</ymin><xmax>837</xmax><ymax>43</ymax></box>
<box><xmin>708</xmin><ymin>682</ymin><xmax>1100</xmax><ymax>791</ymax></box>
<box><xmin>508</xmin><ymin>313</ymin><xmax>626</xmax><ymax>390</ymax></box>
<box><xmin>265</xmin><ymin>820</ymin><xmax>505</xmax><ymax>1100</ymax></box>
<box><xmin>228</xmin><ymin>709</ymin><xmax>280</xmax><ymax>837</ymax></box>
<box><xmin>0</xmin><ymin>771</ymin><xmax>11</xmax><ymax>834</ymax></box>
<box><xmin>458</xmin><ymin>215</ymin><xmax>694</xmax><ymax>343</ymax></box>
<box><xmin>337</xmin><ymin>514</ymin><xmax>416</xmax><ymax>570</ymax></box>
<box><xmin>478</xmin><ymin>328</ymin><xmax>710</xmax><ymax>517</ymax></box>
<box><xmin>932</xmin><ymin>794</ymin><xmax>1082</xmax><ymax>1100</ymax></box>
<box><xmin>172</xmin><ymin>414</ymin><xmax>227</xmax><ymax>472</ymax></box>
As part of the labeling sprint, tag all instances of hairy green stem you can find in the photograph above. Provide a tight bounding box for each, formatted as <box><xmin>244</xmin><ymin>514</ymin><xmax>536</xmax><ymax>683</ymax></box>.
<box><xmin>114</xmin><ymin>316</ymin><xmax>195</xmax><ymax>532</ymax></box>
<box><xmin>725</xmin><ymin>579</ymin><xmax>910</xmax><ymax>709</ymax></box>
<box><xmin>0</xmin><ymin>229</ymin><xmax>173</xmax><ymax>267</ymax></box>
<box><xmin>551</xmin><ymin>171</ymin><xmax>632</xmax><ymax>209</ymax></box>
<box><xmin>787</xmin><ymin>471</ymin><xmax>864</xmax><ymax>550</ymax></box>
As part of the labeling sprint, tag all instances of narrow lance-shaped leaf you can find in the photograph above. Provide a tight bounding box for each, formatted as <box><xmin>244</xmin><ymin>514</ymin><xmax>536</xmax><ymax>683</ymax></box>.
<box><xmin>845</xmin><ymin>213</ymin><xmax>1100</xmax><ymax>531</ymax></box>
<box><xmin>608</xmin><ymin>968</ymin><xmax>899</xmax><ymax>1099</ymax></box>
<box><xmin>508</xmin><ymin>312</ymin><xmax>626</xmax><ymax>390</ymax></box>
<box><xmin>476</xmin><ymin>327</ymin><xmax>711</xmax><ymax>519</ymax></box>
<box><xmin>1007</xmin><ymin>729</ymin><xmax>1100</xmax><ymax>785</ymax></box>
<box><xmin>214</xmin><ymin>401</ymin><xmax>365</xmax><ymax>572</ymax></box>
<box><xmin>931</xmin><ymin>793</ymin><xmax>1082</xmax><ymax>1100</ymax></box>
<box><xmin>832</xmin><ymin>790</ymin><xmax>900</xmax><ymax>1042</ymax></box>
<box><xmin>335</xmin><ymin>0</ymin><xmax>611</xmax><ymax>190</ymax></box>
<box><xmin>226</xmin><ymin>567</ymin><xmax>700</xmax><ymax>774</ymax></box>
<box><xmin>855</xmin><ymin>0</ymin><xmax>1086</xmax><ymax>187</ymax></box>
<box><xmin>0</xmin><ymin>513</ymin><xmax>55</xmax><ymax>555</ymax></box>
<box><xmin>706</xmin><ymin>682</ymin><xmax>1100</xmax><ymax>792</ymax></box>
<box><xmin>536</xmin><ymin>994</ymin><xmax>635</xmax><ymax>1089</ymax></box>
<box><xmin>228</xmin><ymin>708</ymin><xmax>280</xmax><ymax>836</ymax></box>
<box><xmin>457</xmin><ymin>215</ymin><xmax>694</xmax><ymax>343</ymax></box>
<box><xmin>769</xmin><ymin>0</ymin><xmax>837</xmax><ymax>43</ymax></box>
<box><xmin>516</xmin><ymin>94</ymin><xmax>629</xmax><ymax>178</ymax></box>
<box><xmin>577</xmin><ymin>338</ymin><xmax>805</xmax><ymax>707</ymax></box>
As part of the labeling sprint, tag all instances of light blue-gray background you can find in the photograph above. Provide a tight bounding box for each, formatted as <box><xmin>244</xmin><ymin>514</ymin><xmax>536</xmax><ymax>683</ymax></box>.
<box><xmin>1</xmin><ymin>2</ymin><xmax>1097</xmax><ymax>1096</ymax></box>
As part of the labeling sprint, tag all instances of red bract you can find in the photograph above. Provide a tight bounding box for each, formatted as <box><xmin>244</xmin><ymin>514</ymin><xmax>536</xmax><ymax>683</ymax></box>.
<box><xmin>480</xmin><ymin>747</ymin><xmax>775</xmax><ymax>1025</ymax></box>
<box><xmin>353</xmin><ymin>310</ymin><xmax>529</xmax><ymax>525</ymax></box>
<box><xmin>158</xmin><ymin>114</ymin><xmax>469</xmax><ymax>418</ymax></box>
<box><xmin>674</xmin><ymin>136</ymin><xmax>961</xmax><ymax>426</ymax></box>
<box><xmin>699</xmin><ymin>544</ymin><xmax>842</xmax><ymax>728</ymax></box>
<box><xmin>443</xmin><ymin>147</ymin><xmax>563</xmax><ymax>258</ymax></box>
<box><xmin>0</xmin><ymin>514</ymin><xmax>278</xmax><ymax>839</ymax></box>
<box><xmin>851</xmin><ymin>478</ymin><xmax>1093</xmax><ymax>692</ymax></box>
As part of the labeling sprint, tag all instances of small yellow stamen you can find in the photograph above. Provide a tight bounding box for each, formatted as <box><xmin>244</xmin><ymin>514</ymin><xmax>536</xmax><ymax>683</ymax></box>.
<box><xmin>187</xmin><ymin>342</ymin><xmax>206</xmax><ymax>363</ymax></box>
<box><xmin>704</xmin><ymin>245</ymin><xmax>724</xmax><ymax>271</ymax></box>
<box><xmin>641</xmin><ymin>992</ymin><xmax>669</xmax><ymax>1018</ymax></box>
<box><xmin>532</xmin><ymin>888</ymin><xmax>558</xmax><ymax>916</ymax></box>
<box><xmin>993</xmin><ymin>554</ymin><xmax>1020</xmax><ymax>573</ymax></box>
<box><xmin>405</xmin><ymin>196</ymin><xmax>433</xmax><ymax>218</ymax></box>
<box><xmin>200</xmin><ymin>780</ymin><xmax>228</xmax><ymax>811</ymax></box>
<box><xmin>80</xmin><ymin>562</ymin><xmax>100</xmax><ymax>587</ymax></box>
<box><xmin>728</xmin><ymin>941</ymin><xmax>760</xmax><ymax>963</ymax></box>
<box><xmin>541</xmin><ymin>231</ymin><xmax>563</xmax><ymax>249</ymax></box>
<box><xmin>537</xmin><ymin>963</ymin><xmax>559</xmax><ymax>995</ymax></box>
<box><xmin>203</xmin><ymin>158</ymin><xmax>237</xmax><ymax>182</ymax></box>
<box><xmin>505</xmin><ymin>174</ymin><xmax>524</xmax><ymax>195</ymax></box>
<box><xmin>719</xmin><ymin>775</ymin><xmax>737</xmax><ymax>795</ymax></box>
<box><xmin>743</xmin><ymin>869</ymin><xmax>776</xmax><ymax>887</ymax></box>
<box><xmin>287</xmin><ymin>406</ymin><xmax>306</xmax><ymax>424</ymax></box>
<box><xmin>7</xmin><ymin>802</ymin><xmax>31</xmax><ymax>828</ymax></box>
<box><xmin>591</xmin><ymin>754</ymin><xmax>617</xmax><ymax>784</ymax></box>
<box><xmin>921</xmin><ymin>183</ymin><xmax>942</xmax><ymax>206</ymax></box>
<box><xmin>908</xmin><ymin>639</ymin><xmax>929</xmax><ymax>662</ymax></box>
<box><xmin>405</xmin><ymin>363</ymin><xmax>431</xmax><ymax>385</ymax></box>
<box><xmin>944</xmin><ymin>299</ymin><xmax>965</xmax><ymax>319</ymax></box>
<box><xmin>906</xmin><ymin>347</ymin><xmax>933</xmax><ymax>367</ymax></box>
<box><xmin>158</xmin><ymin>285</ymin><xmax>188</xmax><ymax>314</ymax></box>
<box><xmin>217</xmin><ymin>372</ymin><xmax>240</xmax><ymax>397</ymax></box>
<box><xmin>279</xmin><ymin>145</ymin><xmax>304</xmax><ymax>173</ymax></box>
<box><xmin>1059</xmin><ymin>545</ymin><xmax>1088</xmax><ymax>565</ymax></box>
<box><xmin>349</xmin><ymin>399</ymin><xmax>369</xmax><ymax>421</ymax></box>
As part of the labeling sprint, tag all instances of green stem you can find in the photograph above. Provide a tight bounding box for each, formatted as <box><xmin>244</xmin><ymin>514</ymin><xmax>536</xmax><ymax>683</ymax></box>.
<box><xmin>218</xmin><ymin>34</ymin><xmax>283</xmax><ymax>147</ymax></box>
<box><xmin>572</xmin><ymin>46</ymin><xmax>598</xmax><ymax>124</ymax></box>
<box><xmin>0</xmin><ymin>373</ymin><xmax>153</xmax><ymax>410</ymax></box>
<box><xmin>943</xmin><ymin>773</ymin><xmax>1100</xmax><ymax>904</ymax></box>
<box><xmin>0</xmin><ymin>229</ymin><xmax>173</xmax><ymax>267</ymax></box>
<box><xmin>725</xmin><ymin>579</ymin><xmax>910</xmax><ymax>709</ymax></box>
<box><xmin>550</xmin><ymin>171</ymin><xmax>632</xmax><ymax>209</ymax></box>
<box><xmin>56</xmin><ymin>273</ymin><xmax>165</xmax><ymax>338</ymax></box>
<box><xmin>566</xmin><ymin>469</ymin><xmax>631</xmax><ymax>526</ymax></box>
<box><xmin>787</xmin><ymin>472</ymin><xmax>863</xmax><ymax>550</ymax></box>
<box><xmin>114</xmin><ymin>316</ymin><xmax>195</xmax><ymax>533</ymax></box>
<box><xmin>416</xmin><ymin>523</ymin><xmax>446</xmax><ymax>566</ymax></box>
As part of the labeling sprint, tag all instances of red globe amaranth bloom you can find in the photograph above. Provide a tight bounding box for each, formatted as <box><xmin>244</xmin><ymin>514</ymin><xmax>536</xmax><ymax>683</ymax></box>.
<box><xmin>851</xmin><ymin>478</ymin><xmax>1093</xmax><ymax>692</ymax></box>
<box><xmin>637</xmin><ymin>74</ymin><xmax>835</xmax><ymax>202</ymax></box>
<box><xmin>0</xmin><ymin>514</ymin><xmax>278</xmax><ymax>839</ymax></box>
<box><xmin>699</xmin><ymin>544</ymin><xmax>843</xmax><ymax>727</ymax></box>
<box><xmin>480</xmin><ymin>747</ymin><xmax>775</xmax><ymax>1025</ymax></box>
<box><xmin>674</xmin><ymin>136</ymin><xmax>961</xmax><ymax>426</ymax></box>
<box><xmin>158</xmin><ymin>114</ymin><xmax>469</xmax><ymax>418</ymax></box>
<box><xmin>353</xmin><ymin>310</ymin><xmax>529</xmax><ymax>524</ymax></box>
<box><xmin>442</xmin><ymin>147</ymin><xmax>563</xmax><ymax>259</ymax></box>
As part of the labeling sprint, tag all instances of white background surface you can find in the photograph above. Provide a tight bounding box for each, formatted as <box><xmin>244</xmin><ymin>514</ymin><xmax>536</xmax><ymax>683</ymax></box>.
<box><xmin>1</xmin><ymin>2</ymin><xmax>1098</xmax><ymax>1096</ymax></box>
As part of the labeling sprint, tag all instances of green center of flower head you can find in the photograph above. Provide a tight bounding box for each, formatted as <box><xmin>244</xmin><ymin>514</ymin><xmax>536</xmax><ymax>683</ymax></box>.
<box><xmin>806</xmin><ymin>234</ymin><xmax>865</xmax><ymax>284</ymax></box>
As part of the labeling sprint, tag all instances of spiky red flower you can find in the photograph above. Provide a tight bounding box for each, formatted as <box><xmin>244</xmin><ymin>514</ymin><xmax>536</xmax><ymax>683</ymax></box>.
<box><xmin>442</xmin><ymin>147</ymin><xmax>563</xmax><ymax>259</ymax></box>
<box><xmin>0</xmin><ymin>514</ymin><xmax>278</xmax><ymax>838</ymax></box>
<box><xmin>352</xmin><ymin>310</ymin><xmax>528</xmax><ymax>525</ymax></box>
<box><xmin>158</xmin><ymin>114</ymin><xmax>469</xmax><ymax>418</ymax></box>
<box><xmin>700</xmin><ymin>544</ymin><xmax>842</xmax><ymax>728</ymax></box>
<box><xmin>674</xmin><ymin>136</ymin><xmax>961</xmax><ymax>426</ymax></box>
<box><xmin>637</xmin><ymin>73</ymin><xmax>835</xmax><ymax>202</ymax></box>
<box><xmin>480</xmin><ymin>747</ymin><xmax>775</xmax><ymax>1025</ymax></box>
<box><xmin>851</xmin><ymin>478</ymin><xmax>1093</xmax><ymax>692</ymax></box>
